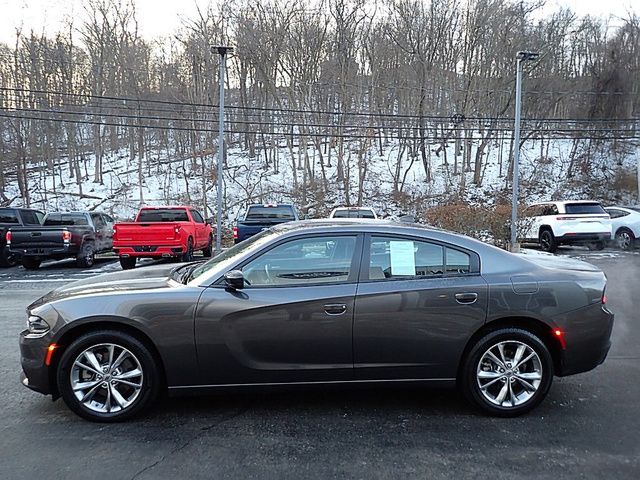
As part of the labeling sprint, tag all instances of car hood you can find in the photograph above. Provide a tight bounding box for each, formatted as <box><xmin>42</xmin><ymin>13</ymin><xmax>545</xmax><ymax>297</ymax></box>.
<box><xmin>28</xmin><ymin>263</ymin><xmax>178</xmax><ymax>310</ymax></box>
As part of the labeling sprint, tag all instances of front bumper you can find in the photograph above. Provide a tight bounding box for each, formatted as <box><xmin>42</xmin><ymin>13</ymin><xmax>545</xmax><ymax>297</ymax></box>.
<box><xmin>554</xmin><ymin>303</ymin><xmax>614</xmax><ymax>376</ymax></box>
<box><xmin>19</xmin><ymin>329</ymin><xmax>53</xmax><ymax>396</ymax></box>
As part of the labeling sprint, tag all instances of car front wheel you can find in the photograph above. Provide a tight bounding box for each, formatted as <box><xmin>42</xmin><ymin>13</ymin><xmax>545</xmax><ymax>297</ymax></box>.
<box><xmin>57</xmin><ymin>330</ymin><xmax>160</xmax><ymax>422</ymax></box>
<box><xmin>461</xmin><ymin>328</ymin><xmax>554</xmax><ymax>417</ymax></box>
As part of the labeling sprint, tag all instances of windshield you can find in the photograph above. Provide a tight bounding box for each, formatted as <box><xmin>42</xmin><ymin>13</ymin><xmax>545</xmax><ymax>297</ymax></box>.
<box><xmin>564</xmin><ymin>203</ymin><xmax>606</xmax><ymax>215</ymax></box>
<box><xmin>246</xmin><ymin>206</ymin><xmax>295</xmax><ymax>220</ymax></box>
<box><xmin>188</xmin><ymin>229</ymin><xmax>276</xmax><ymax>282</ymax></box>
<box><xmin>138</xmin><ymin>209</ymin><xmax>189</xmax><ymax>222</ymax></box>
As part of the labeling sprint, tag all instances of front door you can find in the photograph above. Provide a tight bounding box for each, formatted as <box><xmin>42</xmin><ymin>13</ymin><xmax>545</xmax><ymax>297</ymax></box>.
<box><xmin>195</xmin><ymin>234</ymin><xmax>362</xmax><ymax>385</ymax></box>
<box><xmin>353</xmin><ymin>234</ymin><xmax>488</xmax><ymax>380</ymax></box>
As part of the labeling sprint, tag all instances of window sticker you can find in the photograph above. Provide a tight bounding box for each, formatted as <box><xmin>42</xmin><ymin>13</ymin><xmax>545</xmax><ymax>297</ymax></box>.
<box><xmin>389</xmin><ymin>241</ymin><xmax>416</xmax><ymax>276</ymax></box>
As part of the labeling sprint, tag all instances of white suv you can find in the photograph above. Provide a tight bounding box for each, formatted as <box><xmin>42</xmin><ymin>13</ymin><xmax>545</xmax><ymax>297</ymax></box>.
<box><xmin>521</xmin><ymin>201</ymin><xmax>612</xmax><ymax>252</ymax></box>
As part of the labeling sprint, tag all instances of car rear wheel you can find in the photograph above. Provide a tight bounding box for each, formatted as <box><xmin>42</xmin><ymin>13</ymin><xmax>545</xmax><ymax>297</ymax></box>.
<box><xmin>615</xmin><ymin>229</ymin><xmax>635</xmax><ymax>250</ymax></box>
<box><xmin>461</xmin><ymin>328</ymin><xmax>554</xmax><ymax>417</ymax></box>
<box><xmin>0</xmin><ymin>249</ymin><xmax>18</xmax><ymax>267</ymax></box>
<box><xmin>539</xmin><ymin>229</ymin><xmax>557</xmax><ymax>253</ymax></box>
<box><xmin>587</xmin><ymin>241</ymin><xmax>605</xmax><ymax>251</ymax></box>
<box><xmin>57</xmin><ymin>330</ymin><xmax>160</xmax><ymax>422</ymax></box>
<box><xmin>119</xmin><ymin>256</ymin><xmax>136</xmax><ymax>270</ymax></box>
<box><xmin>76</xmin><ymin>244</ymin><xmax>95</xmax><ymax>268</ymax></box>
<box><xmin>22</xmin><ymin>257</ymin><xmax>41</xmax><ymax>270</ymax></box>
<box><xmin>181</xmin><ymin>238</ymin><xmax>194</xmax><ymax>262</ymax></box>
<box><xmin>202</xmin><ymin>235</ymin><xmax>213</xmax><ymax>257</ymax></box>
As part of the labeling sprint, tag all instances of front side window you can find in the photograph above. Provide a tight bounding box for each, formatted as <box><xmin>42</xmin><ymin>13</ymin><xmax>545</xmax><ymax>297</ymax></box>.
<box><xmin>368</xmin><ymin>236</ymin><xmax>472</xmax><ymax>280</ymax></box>
<box><xmin>242</xmin><ymin>235</ymin><xmax>357</xmax><ymax>287</ymax></box>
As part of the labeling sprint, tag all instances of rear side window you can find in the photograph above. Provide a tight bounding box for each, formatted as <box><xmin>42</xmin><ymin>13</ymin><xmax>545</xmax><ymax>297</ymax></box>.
<box><xmin>565</xmin><ymin>203</ymin><xmax>606</xmax><ymax>215</ymax></box>
<box><xmin>0</xmin><ymin>210</ymin><xmax>19</xmax><ymax>223</ymax></box>
<box><xmin>44</xmin><ymin>214</ymin><xmax>89</xmax><ymax>226</ymax></box>
<box><xmin>246</xmin><ymin>206</ymin><xmax>295</xmax><ymax>220</ymax></box>
<box><xmin>20</xmin><ymin>210</ymin><xmax>40</xmax><ymax>225</ymax></box>
<box><xmin>368</xmin><ymin>236</ymin><xmax>473</xmax><ymax>280</ymax></box>
<box><xmin>138</xmin><ymin>209</ymin><xmax>189</xmax><ymax>222</ymax></box>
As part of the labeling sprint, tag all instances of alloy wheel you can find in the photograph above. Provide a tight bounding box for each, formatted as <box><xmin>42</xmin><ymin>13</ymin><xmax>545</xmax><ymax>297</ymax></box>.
<box><xmin>617</xmin><ymin>231</ymin><xmax>632</xmax><ymax>250</ymax></box>
<box><xmin>476</xmin><ymin>340</ymin><xmax>542</xmax><ymax>408</ymax></box>
<box><xmin>70</xmin><ymin>343</ymin><xmax>144</xmax><ymax>414</ymax></box>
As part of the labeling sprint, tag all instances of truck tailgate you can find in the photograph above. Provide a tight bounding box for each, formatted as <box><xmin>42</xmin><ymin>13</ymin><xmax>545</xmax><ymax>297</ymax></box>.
<box><xmin>114</xmin><ymin>223</ymin><xmax>180</xmax><ymax>244</ymax></box>
<box><xmin>8</xmin><ymin>227</ymin><xmax>66</xmax><ymax>249</ymax></box>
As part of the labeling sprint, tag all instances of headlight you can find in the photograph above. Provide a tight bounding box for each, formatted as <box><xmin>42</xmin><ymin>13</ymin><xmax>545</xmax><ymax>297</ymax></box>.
<box><xmin>27</xmin><ymin>315</ymin><xmax>50</xmax><ymax>336</ymax></box>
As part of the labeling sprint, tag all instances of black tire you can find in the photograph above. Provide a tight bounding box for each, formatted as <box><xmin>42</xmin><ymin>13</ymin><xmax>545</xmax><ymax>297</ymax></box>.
<box><xmin>119</xmin><ymin>256</ymin><xmax>137</xmax><ymax>270</ymax></box>
<box><xmin>0</xmin><ymin>248</ymin><xmax>18</xmax><ymax>267</ymax></box>
<box><xmin>202</xmin><ymin>235</ymin><xmax>213</xmax><ymax>257</ymax></box>
<box><xmin>539</xmin><ymin>229</ymin><xmax>557</xmax><ymax>253</ymax></box>
<box><xmin>22</xmin><ymin>257</ymin><xmax>41</xmax><ymax>270</ymax></box>
<box><xmin>76</xmin><ymin>243</ymin><xmax>95</xmax><ymax>268</ymax></box>
<box><xmin>181</xmin><ymin>238</ymin><xmax>194</xmax><ymax>262</ymax></box>
<box><xmin>615</xmin><ymin>228</ymin><xmax>635</xmax><ymax>250</ymax></box>
<box><xmin>56</xmin><ymin>330</ymin><xmax>160</xmax><ymax>422</ymax></box>
<box><xmin>460</xmin><ymin>328</ymin><xmax>554</xmax><ymax>417</ymax></box>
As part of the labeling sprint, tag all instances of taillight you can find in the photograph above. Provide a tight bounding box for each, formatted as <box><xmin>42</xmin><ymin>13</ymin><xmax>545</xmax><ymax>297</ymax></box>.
<box><xmin>62</xmin><ymin>231</ymin><xmax>72</xmax><ymax>242</ymax></box>
<box><xmin>174</xmin><ymin>226</ymin><xmax>180</xmax><ymax>234</ymax></box>
<box><xmin>5</xmin><ymin>231</ymin><xmax>11</xmax><ymax>245</ymax></box>
<box><xmin>233</xmin><ymin>226</ymin><xmax>238</xmax><ymax>239</ymax></box>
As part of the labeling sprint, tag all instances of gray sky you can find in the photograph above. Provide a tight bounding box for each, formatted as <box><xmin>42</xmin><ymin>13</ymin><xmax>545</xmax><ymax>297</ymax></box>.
<box><xmin>0</xmin><ymin>0</ymin><xmax>636</xmax><ymax>45</ymax></box>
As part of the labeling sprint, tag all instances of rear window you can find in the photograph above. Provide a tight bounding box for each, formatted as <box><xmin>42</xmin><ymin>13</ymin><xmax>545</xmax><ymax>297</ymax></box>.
<box><xmin>0</xmin><ymin>210</ymin><xmax>19</xmax><ymax>223</ymax></box>
<box><xmin>564</xmin><ymin>203</ymin><xmax>606</xmax><ymax>215</ymax></box>
<box><xmin>138</xmin><ymin>209</ymin><xmax>189</xmax><ymax>222</ymax></box>
<box><xmin>246</xmin><ymin>206</ymin><xmax>295</xmax><ymax>220</ymax></box>
<box><xmin>44</xmin><ymin>214</ymin><xmax>89</xmax><ymax>226</ymax></box>
<box><xmin>333</xmin><ymin>209</ymin><xmax>375</xmax><ymax>219</ymax></box>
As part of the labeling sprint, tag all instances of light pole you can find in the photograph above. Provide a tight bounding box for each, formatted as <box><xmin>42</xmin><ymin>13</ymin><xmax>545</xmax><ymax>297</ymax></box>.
<box><xmin>212</xmin><ymin>45</ymin><xmax>233</xmax><ymax>255</ymax></box>
<box><xmin>510</xmin><ymin>50</ymin><xmax>539</xmax><ymax>252</ymax></box>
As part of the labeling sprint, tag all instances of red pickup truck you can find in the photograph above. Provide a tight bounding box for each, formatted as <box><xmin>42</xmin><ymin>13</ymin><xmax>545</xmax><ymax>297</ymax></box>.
<box><xmin>113</xmin><ymin>206</ymin><xmax>213</xmax><ymax>269</ymax></box>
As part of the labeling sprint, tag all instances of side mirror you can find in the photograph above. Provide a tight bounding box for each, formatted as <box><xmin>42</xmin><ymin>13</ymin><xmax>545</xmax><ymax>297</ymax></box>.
<box><xmin>224</xmin><ymin>270</ymin><xmax>245</xmax><ymax>290</ymax></box>
<box><xmin>206</xmin><ymin>217</ymin><xmax>215</xmax><ymax>225</ymax></box>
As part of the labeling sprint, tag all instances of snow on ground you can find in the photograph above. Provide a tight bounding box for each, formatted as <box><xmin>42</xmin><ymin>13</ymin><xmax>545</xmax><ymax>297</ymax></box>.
<box><xmin>4</xmin><ymin>133</ymin><xmax>638</xmax><ymax>223</ymax></box>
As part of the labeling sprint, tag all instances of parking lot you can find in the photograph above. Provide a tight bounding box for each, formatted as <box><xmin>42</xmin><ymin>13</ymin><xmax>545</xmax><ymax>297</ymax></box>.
<box><xmin>0</xmin><ymin>248</ymin><xmax>638</xmax><ymax>479</ymax></box>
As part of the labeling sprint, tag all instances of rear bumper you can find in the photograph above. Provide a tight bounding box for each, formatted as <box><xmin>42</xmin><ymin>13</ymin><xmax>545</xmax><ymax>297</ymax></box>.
<box><xmin>556</xmin><ymin>232</ymin><xmax>611</xmax><ymax>245</ymax></box>
<box><xmin>9</xmin><ymin>244</ymin><xmax>79</xmax><ymax>259</ymax></box>
<box><xmin>554</xmin><ymin>303</ymin><xmax>614</xmax><ymax>376</ymax></box>
<box><xmin>114</xmin><ymin>245</ymin><xmax>184</xmax><ymax>258</ymax></box>
<box><xmin>19</xmin><ymin>329</ymin><xmax>52</xmax><ymax>396</ymax></box>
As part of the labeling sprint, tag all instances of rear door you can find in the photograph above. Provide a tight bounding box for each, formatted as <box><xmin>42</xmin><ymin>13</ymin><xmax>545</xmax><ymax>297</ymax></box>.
<box><xmin>195</xmin><ymin>233</ymin><xmax>362</xmax><ymax>385</ymax></box>
<box><xmin>90</xmin><ymin>213</ymin><xmax>108</xmax><ymax>252</ymax></box>
<box><xmin>353</xmin><ymin>234</ymin><xmax>488</xmax><ymax>380</ymax></box>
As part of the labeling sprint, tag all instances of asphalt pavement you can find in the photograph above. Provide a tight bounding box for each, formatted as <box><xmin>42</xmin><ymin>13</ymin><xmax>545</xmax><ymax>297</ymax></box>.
<box><xmin>0</xmin><ymin>248</ymin><xmax>638</xmax><ymax>479</ymax></box>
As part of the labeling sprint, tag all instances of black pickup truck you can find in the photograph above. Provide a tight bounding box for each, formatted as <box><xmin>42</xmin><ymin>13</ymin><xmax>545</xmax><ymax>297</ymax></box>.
<box><xmin>1</xmin><ymin>207</ymin><xmax>45</xmax><ymax>267</ymax></box>
<box><xmin>233</xmin><ymin>204</ymin><xmax>299</xmax><ymax>244</ymax></box>
<box><xmin>7</xmin><ymin>211</ymin><xmax>115</xmax><ymax>269</ymax></box>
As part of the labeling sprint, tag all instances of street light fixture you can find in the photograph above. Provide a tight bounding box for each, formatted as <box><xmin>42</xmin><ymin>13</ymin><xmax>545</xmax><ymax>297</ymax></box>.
<box><xmin>510</xmin><ymin>50</ymin><xmax>539</xmax><ymax>252</ymax></box>
<box><xmin>211</xmin><ymin>45</ymin><xmax>234</xmax><ymax>255</ymax></box>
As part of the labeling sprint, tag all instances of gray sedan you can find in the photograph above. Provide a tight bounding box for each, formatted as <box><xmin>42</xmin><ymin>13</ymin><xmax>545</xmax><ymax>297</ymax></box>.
<box><xmin>20</xmin><ymin>220</ymin><xmax>614</xmax><ymax>422</ymax></box>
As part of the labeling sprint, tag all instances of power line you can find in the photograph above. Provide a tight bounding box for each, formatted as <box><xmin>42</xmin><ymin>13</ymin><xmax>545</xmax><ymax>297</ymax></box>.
<box><xmin>2</xmin><ymin>86</ymin><xmax>639</xmax><ymax>124</ymax></box>
<box><xmin>2</xmin><ymin>112</ymin><xmax>638</xmax><ymax>142</ymax></box>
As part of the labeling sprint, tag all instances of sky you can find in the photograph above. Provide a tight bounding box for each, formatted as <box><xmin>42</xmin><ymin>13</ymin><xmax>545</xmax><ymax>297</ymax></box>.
<box><xmin>0</xmin><ymin>0</ymin><xmax>636</xmax><ymax>45</ymax></box>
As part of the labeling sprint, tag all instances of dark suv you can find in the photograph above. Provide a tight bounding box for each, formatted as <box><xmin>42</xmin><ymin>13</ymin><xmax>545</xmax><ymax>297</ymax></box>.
<box><xmin>0</xmin><ymin>207</ymin><xmax>45</xmax><ymax>267</ymax></box>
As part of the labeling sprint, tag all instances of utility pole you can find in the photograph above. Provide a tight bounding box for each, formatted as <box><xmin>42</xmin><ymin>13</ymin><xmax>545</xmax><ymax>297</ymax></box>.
<box><xmin>510</xmin><ymin>51</ymin><xmax>539</xmax><ymax>252</ymax></box>
<box><xmin>212</xmin><ymin>45</ymin><xmax>233</xmax><ymax>255</ymax></box>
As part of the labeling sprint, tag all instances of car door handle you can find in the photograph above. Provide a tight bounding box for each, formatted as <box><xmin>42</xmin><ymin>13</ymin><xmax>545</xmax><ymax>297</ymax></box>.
<box><xmin>324</xmin><ymin>303</ymin><xmax>347</xmax><ymax>315</ymax></box>
<box><xmin>455</xmin><ymin>292</ymin><xmax>478</xmax><ymax>304</ymax></box>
